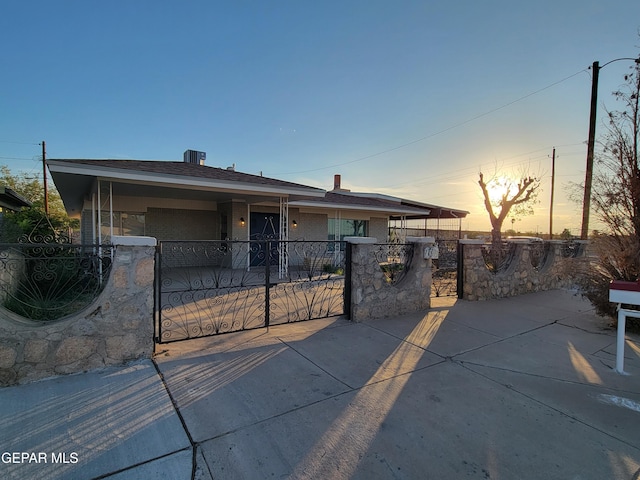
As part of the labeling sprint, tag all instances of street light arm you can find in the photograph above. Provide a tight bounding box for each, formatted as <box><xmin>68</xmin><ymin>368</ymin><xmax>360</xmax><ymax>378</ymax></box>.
<box><xmin>599</xmin><ymin>57</ymin><xmax>640</xmax><ymax>69</ymax></box>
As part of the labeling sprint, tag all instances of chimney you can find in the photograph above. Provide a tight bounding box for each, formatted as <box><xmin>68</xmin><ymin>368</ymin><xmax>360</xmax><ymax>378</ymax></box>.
<box><xmin>332</xmin><ymin>174</ymin><xmax>350</xmax><ymax>192</ymax></box>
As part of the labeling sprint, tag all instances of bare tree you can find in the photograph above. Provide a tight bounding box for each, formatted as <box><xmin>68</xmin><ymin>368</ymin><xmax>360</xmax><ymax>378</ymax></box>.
<box><xmin>593</xmin><ymin>63</ymin><xmax>640</xmax><ymax>241</ymax></box>
<box><xmin>478</xmin><ymin>171</ymin><xmax>540</xmax><ymax>245</ymax></box>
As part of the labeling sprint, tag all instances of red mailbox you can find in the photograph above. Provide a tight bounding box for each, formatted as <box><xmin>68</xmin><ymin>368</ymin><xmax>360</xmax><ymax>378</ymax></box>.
<box><xmin>609</xmin><ymin>279</ymin><xmax>640</xmax><ymax>374</ymax></box>
<box><xmin>609</xmin><ymin>279</ymin><xmax>640</xmax><ymax>304</ymax></box>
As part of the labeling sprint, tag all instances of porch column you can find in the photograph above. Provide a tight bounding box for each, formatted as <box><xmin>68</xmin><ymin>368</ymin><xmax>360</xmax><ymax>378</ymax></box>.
<box><xmin>279</xmin><ymin>197</ymin><xmax>289</xmax><ymax>278</ymax></box>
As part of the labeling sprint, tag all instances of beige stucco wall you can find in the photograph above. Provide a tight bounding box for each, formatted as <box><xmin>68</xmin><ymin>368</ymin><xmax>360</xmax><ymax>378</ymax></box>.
<box><xmin>368</xmin><ymin>217</ymin><xmax>389</xmax><ymax>242</ymax></box>
<box><xmin>146</xmin><ymin>208</ymin><xmax>218</xmax><ymax>240</ymax></box>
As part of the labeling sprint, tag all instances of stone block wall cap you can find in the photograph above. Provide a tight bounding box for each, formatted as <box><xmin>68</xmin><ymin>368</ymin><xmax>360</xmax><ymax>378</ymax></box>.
<box><xmin>459</xmin><ymin>239</ymin><xmax>485</xmax><ymax>244</ymax></box>
<box><xmin>406</xmin><ymin>236</ymin><xmax>435</xmax><ymax>244</ymax></box>
<box><xmin>505</xmin><ymin>239</ymin><xmax>534</xmax><ymax>243</ymax></box>
<box><xmin>112</xmin><ymin>235</ymin><xmax>157</xmax><ymax>247</ymax></box>
<box><xmin>344</xmin><ymin>236</ymin><xmax>377</xmax><ymax>244</ymax></box>
<box><xmin>549</xmin><ymin>240</ymin><xmax>586</xmax><ymax>244</ymax></box>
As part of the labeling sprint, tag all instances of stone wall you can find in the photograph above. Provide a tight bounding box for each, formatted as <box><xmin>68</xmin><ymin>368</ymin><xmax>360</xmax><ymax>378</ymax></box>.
<box><xmin>0</xmin><ymin>236</ymin><xmax>156</xmax><ymax>386</ymax></box>
<box><xmin>347</xmin><ymin>237</ymin><xmax>434</xmax><ymax>322</ymax></box>
<box><xmin>460</xmin><ymin>239</ymin><xmax>587</xmax><ymax>301</ymax></box>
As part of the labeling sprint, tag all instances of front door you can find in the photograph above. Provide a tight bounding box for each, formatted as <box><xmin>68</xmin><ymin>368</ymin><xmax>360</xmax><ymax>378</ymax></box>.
<box><xmin>249</xmin><ymin>213</ymin><xmax>279</xmax><ymax>266</ymax></box>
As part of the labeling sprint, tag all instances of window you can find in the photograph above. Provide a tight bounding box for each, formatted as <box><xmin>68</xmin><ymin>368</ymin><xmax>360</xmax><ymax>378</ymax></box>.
<box><xmin>100</xmin><ymin>212</ymin><xmax>145</xmax><ymax>238</ymax></box>
<box><xmin>328</xmin><ymin>218</ymin><xmax>368</xmax><ymax>242</ymax></box>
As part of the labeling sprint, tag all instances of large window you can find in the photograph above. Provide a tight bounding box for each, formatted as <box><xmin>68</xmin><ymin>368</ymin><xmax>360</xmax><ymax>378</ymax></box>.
<box><xmin>100</xmin><ymin>212</ymin><xmax>145</xmax><ymax>239</ymax></box>
<box><xmin>328</xmin><ymin>218</ymin><xmax>368</xmax><ymax>242</ymax></box>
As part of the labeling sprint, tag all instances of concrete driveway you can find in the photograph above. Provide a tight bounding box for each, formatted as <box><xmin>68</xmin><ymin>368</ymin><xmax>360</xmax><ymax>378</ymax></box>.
<box><xmin>1</xmin><ymin>289</ymin><xmax>639</xmax><ymax>479</ymax></box>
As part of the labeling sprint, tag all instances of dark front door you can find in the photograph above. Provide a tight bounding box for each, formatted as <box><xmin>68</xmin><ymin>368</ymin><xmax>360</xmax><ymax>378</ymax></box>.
<box><xmin>249</xmin><ymin>213</ymin><xmax>279</xmax><ymax>266</ymax></box>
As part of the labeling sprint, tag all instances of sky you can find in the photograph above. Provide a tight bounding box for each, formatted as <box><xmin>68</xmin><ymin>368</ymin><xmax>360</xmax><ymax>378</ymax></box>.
<box><xmin>1</xmin><ymin>1</ymin><xmax>639</xmax><ymax>235</ymax></box>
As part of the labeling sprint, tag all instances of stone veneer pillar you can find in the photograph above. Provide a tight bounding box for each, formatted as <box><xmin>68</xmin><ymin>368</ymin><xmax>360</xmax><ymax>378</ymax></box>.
<box><xmin>0</xmin><ymin>236</ymin><xmax>157</xmax><ymax>386</ymax></box>
<box><xmin>345</xmin><ymin>236</ymin><xmax>434</xmax><ymax>322</ymax></box>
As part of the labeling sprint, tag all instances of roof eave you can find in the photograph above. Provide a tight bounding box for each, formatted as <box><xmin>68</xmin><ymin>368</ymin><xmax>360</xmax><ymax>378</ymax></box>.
<box><xmin>289</xmin><ymin>199</ymin><xmax>430</xmax><ymax>216</ymax></box>
<box><xmin>47</xmin><ymin>160</ymin><xmax>326</xmax><ymax>198</ymax></box>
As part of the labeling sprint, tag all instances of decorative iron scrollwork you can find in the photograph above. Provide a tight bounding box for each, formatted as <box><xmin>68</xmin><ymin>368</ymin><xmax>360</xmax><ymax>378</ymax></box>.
<box><xmin>431</xmin><ymin>240</ymin><xmax>458</xmax><ymax>297</ymax></box>
<box><xmin>156</xmin><ymin>240</ymin><xmax>346</xmax><ymax>342</ymax></box>
<box><xmin>529</xmin><ymin>241</ymin><xmax>552</xmax><ymax>271</ymax></box>
<box><xmin>0</xmin><ymin>243</ymin><xmax>113</xmax><ymax>322</ymax></box>
<box><xmin>481</xmin><ymin>242</ymin><xmax>517</xmax><ymax>273</ymax></box>
<box><xmin>373</xmin><ymin>243</ymin><xmax>414</xmax><ymax>285</ymax></box>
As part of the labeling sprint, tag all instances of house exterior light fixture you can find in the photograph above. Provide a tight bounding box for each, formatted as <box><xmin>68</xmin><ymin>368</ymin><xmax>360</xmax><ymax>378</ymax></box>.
<box><xmin>240</xmin><ymin>217</ymin><xmax>245</xmax><ymax>227</ymax></box>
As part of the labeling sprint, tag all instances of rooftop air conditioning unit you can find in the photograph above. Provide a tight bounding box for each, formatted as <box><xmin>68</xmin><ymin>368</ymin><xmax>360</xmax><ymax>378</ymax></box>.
<box><xmin>183</xmin><ymin>150</ymin><xmax>206</xmax><ymax>165</ymax></box>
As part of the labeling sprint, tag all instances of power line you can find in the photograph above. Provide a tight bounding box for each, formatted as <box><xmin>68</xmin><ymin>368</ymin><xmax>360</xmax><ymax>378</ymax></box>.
<box><xmin>0</xmin><ymin>155</ymin><xmax>38</xmax><ymax>161</ymax></box>
<box><xmin>374</xmin><ymin>142</ymin><xmax>585</xmax><ymax>190</ymax></box>
<box><xmin>0</xmin><ymin>140</ymin><xmax>41</xmax><ymax>146</ymax></box>
<box><xmin>272</xmin><ymin>69</ymin><xmax>588</xmax><ymax>176</ymax></box>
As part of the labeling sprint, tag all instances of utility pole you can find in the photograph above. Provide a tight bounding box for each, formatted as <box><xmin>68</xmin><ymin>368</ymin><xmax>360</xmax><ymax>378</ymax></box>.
<box><xmin>581</xmin><ymin>61</ymin><xmax>599</xmax><ymax>240</ymax></box>
<box><xmin>42</xmin><ymin>140</ymin><xmax>49</xmax><ymax>215</ymax></box>
<box><xmin>549</xmin><ymin>147</ymin><xmax>555</xmax><ymax>240</ymax></box>
<box><xmin>580</xmin><ymin>57</ymin><xmax>639</xmax><ymax>240</ymax></box>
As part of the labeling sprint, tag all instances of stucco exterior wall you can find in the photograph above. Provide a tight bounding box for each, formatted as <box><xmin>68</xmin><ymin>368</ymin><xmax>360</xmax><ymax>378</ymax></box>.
<box><xmin>369</xmin><ymin>217</ymin><xmax>390</xmax><ymax>242</ymax></box>
<box><xmin>291</xmin><ymin>212</ymin><xmax>328</xmax><ymax>241</ymax></box>
<box><xmin>146</xmin><ymin>208</ymin><xmax>218</xmax><ymax>241</ymax></box>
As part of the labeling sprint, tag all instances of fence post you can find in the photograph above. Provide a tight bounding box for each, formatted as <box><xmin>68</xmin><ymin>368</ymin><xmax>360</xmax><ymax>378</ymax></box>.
<box><xmin>343</xmin><ymin>236</ymin><xmax>377</xmax><ymax>321</ymax></box>
<box><xmin>344</xmin><ymin>242</ymin><xmax>352</xmax><ymax>319</ymax></box>
<box><xmin>154</xmin><ymin>243</ymin><xmax>162</xmax><ymax>344</ymax></box>
<box><xmin>265</xmin><ymin>240</ymin><xmax>271</xmax><ymax>327</ymax></box>
<box><xmin>457</xmin><ymin>241</ymin><xmax>464</xmax><ymax>299</ymax></box>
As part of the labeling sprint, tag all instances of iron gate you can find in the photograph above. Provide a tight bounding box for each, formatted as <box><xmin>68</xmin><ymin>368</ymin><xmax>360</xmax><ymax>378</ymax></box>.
<box><xmin>154</xmin><ymin>240</ymin><xmax>345</xmax><ymax>343</ymax></box>
<box><xmin>431</xmin><ymin>239</ymin><xmax>459</xmax><ymax>297</ymax></box>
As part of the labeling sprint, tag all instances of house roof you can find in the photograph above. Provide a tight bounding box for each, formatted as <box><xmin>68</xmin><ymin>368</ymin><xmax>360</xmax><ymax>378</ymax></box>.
<box><xmin>291</xmin><ymin>190</ymin><xmax>469</xmax><ymax>220</ymax></box>
<box><xmin>0</xmin><ymin>186</ymin><xmax>32</xmax><ymax>212</ymax></box>
<box><xmin>47</xmin><ymin>159</ymin><xmax>326</xmax><ymax>214</ymax></box>
<box><xmin>49</xmin><ymin>159</ymin><xmax>323</xmax><ymax>191</ymax></box>
<box><xmin>47</xmin><ymin>158</ymin><xmax>469</xmax><ymax>221</ymax></box>
<box><xmin>290</xmin><ymin>191</ymin><xmax>433</xmax><ymax>216</ymax></box>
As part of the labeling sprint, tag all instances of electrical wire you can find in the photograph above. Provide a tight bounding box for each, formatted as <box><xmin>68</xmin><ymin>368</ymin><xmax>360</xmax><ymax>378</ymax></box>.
<box><xmin>271</xmin><ymin>69</ymin><xmax>588</xmax><ymax>176</ymax></box>
<box><xmin>375</xmin><ymin>142</ymin><xmax>586</xmax><ymax>190</ymax></box>
<box><xmin>0</xmin><ymin>140</ymin><xmax>41</xmax><ymax>146</ymax></box>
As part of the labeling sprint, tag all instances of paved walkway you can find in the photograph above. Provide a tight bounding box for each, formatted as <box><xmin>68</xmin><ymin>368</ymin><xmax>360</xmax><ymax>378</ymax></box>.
<box><xmin>1</xmin><ymin>289</ymin><xmax>639</xmax><ymax>479</ymax></box>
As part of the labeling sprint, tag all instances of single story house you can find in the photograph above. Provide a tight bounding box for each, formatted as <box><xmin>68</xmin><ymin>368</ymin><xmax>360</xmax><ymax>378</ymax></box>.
<box><xmin>0</xmin><ymin>185</ymin><xmax>33</xmax><ymax>241</ymax></box>
<box><xmin>0</xmin><ymin>186</ymin><xmax>32</xmax><ymax>213</ymax></box>
<box><xmin>47</xmin><ymin>154</ymin><xmax>468</xmax><ymax>246</ymax></box>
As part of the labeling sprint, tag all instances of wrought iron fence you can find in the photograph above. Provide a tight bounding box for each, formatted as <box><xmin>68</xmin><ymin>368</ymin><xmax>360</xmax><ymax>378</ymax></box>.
<box><xmin>0</xmin><ymin>243</ymin><xmax>114</xmax><ymax>321</ymax></box>
<box><xmin>155</xmin><ymin>240</ymin><xmax>346</xmax><ymax>342</ymax></box>
<box><xmin>431</xmin><ymin>239</ymin><xmax>459</xmax><ymax>297</ymax></box>
<box><xmin>481</xmin><ymin>242</ymin><xmax>518</xmax><ymax>273</ymax></box>
<box><xmin>372</xmin><ymin>243</ymin><xmax>414</xmax><ymax>285</ymax></box>
<box><xmin>529</xmin><ymin>241</ymin><xmax>552</xmax><ymax>271</ymax></box>
<box><xmin>560</xmin><ymin>240</ymin><xmax>586</xmax><ymax>258</ymax></box>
